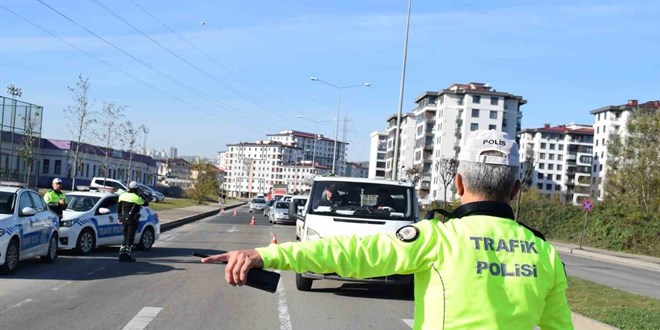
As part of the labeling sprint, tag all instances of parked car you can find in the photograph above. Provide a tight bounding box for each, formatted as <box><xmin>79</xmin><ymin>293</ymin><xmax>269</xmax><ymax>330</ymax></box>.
<box><xmin>58</xmin><ymin>191</ymin><xmax>160</xmax><ymax>255</ymax></box>
<box><xmin>0</xmin><ymin>186</ymin><xmax>59</xmax><ymax>274</ymax></box>
<box><xmin>138</xmin><ymin>183</ymin><xmax>165</xmax><ymax>202</ymax></box>
<box><xmin>249</xmin><ymin>198</ymin><xmax>268</xmax><ymax>213</ymax></box>
<box><xmin>263</xmin><ymin>200</ymin><xmax>275</xmax><ymax>217</ymax></box>
<box><xmin>290</xmin><ymin>195</ymin><xmax>309</xmax><ymax>240</ymax></box>
<box><xmin>90</xmin><ymin>177</ymin><xmax>153</xmax><ymax>202</ymax></box>
<box><xmin>269</xmin><ymin>201</ymin><xmax>291</xmax><ymax>224</ymax></box>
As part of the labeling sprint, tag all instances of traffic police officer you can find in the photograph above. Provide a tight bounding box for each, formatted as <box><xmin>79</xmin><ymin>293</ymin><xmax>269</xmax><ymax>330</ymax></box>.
<box><xmin>118</xmin><ymin>181</ymin><xmax>148</xmax><ymax>262</ymax></box>
<box><xmin>201</xmin><ymin>130</ymin><xmax>573</xmax><ymax>329</ymax></box>
<box><xmin>43</xmin><ymin>177</ymin><xmax>68</xmax><ymax>219</ymax></box>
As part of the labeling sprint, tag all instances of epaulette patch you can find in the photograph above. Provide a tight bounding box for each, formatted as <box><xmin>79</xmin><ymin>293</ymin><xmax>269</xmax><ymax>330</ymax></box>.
<box><xmin>396</xmin><ymin>225</ymin><xmax>419</xmax><ymax>242</ymax></box>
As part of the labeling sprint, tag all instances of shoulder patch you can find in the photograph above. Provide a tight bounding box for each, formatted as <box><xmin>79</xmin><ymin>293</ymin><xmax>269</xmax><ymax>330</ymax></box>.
<box><xmin>395</xmin><ymin>225</ymin><xmax>419</xmax><ymax>242</ymax></box>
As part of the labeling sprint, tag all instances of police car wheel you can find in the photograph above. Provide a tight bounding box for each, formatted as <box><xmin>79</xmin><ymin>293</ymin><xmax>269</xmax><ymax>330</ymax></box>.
<box><xmin>295</xmin><ymin>273</ymin><xmax>313</xmax><ymax>291</ymax></box>
<box><xmin>76</xmin><ymin>229</ymin><xmax>95</xmax><ymax>255</ymax></box>
<box><xmin>137</xmin><ymin>227</ymin><xmax>155</xmax><ymax>251</ymax></box>
<box><xmin>41</xmin><ymin>235</ymin><xmax>58</xmax><ymax>263</ymax></box>
<box><xmin>0</xmin><ymin>239</ymin><xmax>20</xmax><ymax>274</ymax></box>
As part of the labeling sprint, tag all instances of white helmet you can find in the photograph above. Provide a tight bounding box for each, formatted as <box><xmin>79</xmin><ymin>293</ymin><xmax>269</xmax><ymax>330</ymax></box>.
<box><xmin>128</xmin><ymin>181</ymin><xmax>139</xmax><ymax>189</ymax></box>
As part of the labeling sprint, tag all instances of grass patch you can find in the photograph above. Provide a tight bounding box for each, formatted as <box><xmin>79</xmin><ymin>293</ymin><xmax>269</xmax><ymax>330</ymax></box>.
<box><xmin>567</xmin><ymin>276</ymin><xmax>660</xmax><ymax>329</ymax></box>
<box><xmin>148</xmin><ymin>198</ymin><xmax>203</xmax><ymax>211</ymax></box>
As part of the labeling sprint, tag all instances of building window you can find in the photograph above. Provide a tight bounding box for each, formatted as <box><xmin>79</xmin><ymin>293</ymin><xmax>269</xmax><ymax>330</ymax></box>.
<box><xmin>549</xmin><ymin>154</ymin><xmax>555</xmax><ymax>160</ymax></box>
<box><xmin>549</xmin><ymin>144</ymin><xmax>555</xmax><ymax>150</ymax></box>
<box><xmin>537</xmin><ymin>183</ymin><xmax>543</xmax><ymax>190</ymax></box>
<box><xmin>555</xmin><ymin>174</ymin><xmax>561</xmax><ymax>180</ymax></box>
<box><xmin>471</xmin><ymin>109</ymin><xmax>480</xmax><ymax>118</ymax></box>
<box><xmin>539</xmin><ymin>163</ymin><xmax>545</xmax><ymax>169</ymax></box>
<box><xmin>558</xmin><ymin>155</ymin><xmax>563</xmax><ymax>161</ymax></box>
<box><xmin>546</xmin><ymin>174</ymin><xmax>552</xmax><ymax>180</ymax></box>
<box><xmin>558</xmin><ymin>145</ymin><xmax>564</xmax><ymax>151</ymax></box>
<box><xmin>472</xmin><ymin>95</ymin><xmax>481</xmax><ymax>103</ymax></box>
<box><xmin>540</xmin><ymin>143</ymin><xmax>546</xmax><ymax>149</ymax></box>
<box><xmin>488</xmin><ymin>124</ymin><xmax>496</xmax><ymax>130</ymax></box>
<box><xmin>537</xmin><ymin>173</ymin><xmax>544</xmax><ymax>179</ymax></box>
<box><xmin>42</xmin><ymin>159</ymin><xmax>50</xmax><ymax>174</ymax></box>
<box><xmin>555</xmin><ymin>184</ymin><xmax>561</xmax><ymax>191</ymax></box>
<box><xmin>540</xmin><ymin>153</ymin><xmax>545</xmax><ymax>159</ymax></box>
<box><xmin>470</xmin><ymin>123</ymin><xmax>479</xmax><ymax>131</ymax></box>
<box><xmin>490</xmin><ymin>97</ymin><xmax>498</xmax><ymax>105</ymax></box>
<box><xmin>489</xmin><ymin>111</ymin><xmax>497</xmax><ymax>119</ymax></box>
<box><xmin>546</xmin><ymin>184</ymin><xmax>552</xmax><ymax>190</ymax></box>
<box><xmin>54</xmin><ymin>160</ymin><xmax>62</xmax><ymax>175</ymax></box>
<box><xmin>548</xmin><ymin>164</ymin><xmax>554</xmax><ymax>170</ymax></box>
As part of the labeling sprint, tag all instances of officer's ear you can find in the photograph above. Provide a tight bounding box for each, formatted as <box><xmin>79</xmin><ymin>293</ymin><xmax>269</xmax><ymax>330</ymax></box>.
<box><xmin>455</xmin><ymin>173</ymin><xmax>465</xmax><ymax>196</ymax></box>
<box><xmin>510</xmin><ymin>180</ymin><xmax>521</xmax><ymax>201</ymax></box>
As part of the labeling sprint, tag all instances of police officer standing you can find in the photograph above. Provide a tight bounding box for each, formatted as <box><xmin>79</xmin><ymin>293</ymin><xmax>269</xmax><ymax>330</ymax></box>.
<box><xmin>201</xmin><ymin>130</ymin><xmax>573</xmax><ymax>329</ymax></box>
<box><xmin>118</xmin><ymin>181</ymin><xmax>148</xmax><ymax>262</ymax></box>
<box><xmin>43</xmin><ymin>177</ymin><xmax>68</xmax><ymax>219</ymax></box>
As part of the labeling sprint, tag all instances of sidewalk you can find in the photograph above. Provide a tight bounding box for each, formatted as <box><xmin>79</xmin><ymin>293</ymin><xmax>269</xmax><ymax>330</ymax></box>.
<box><xmin>150</xmin><ymin>204</ymin><xmax>654</xmax><ymax>330</ymax></box>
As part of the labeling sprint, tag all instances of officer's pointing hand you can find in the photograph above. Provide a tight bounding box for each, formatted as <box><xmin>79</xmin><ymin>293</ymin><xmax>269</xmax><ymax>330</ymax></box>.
<box><xmin>201</xmin><ymin>249</ymin><xmax>263</xmax><ymax>286</ymax></box>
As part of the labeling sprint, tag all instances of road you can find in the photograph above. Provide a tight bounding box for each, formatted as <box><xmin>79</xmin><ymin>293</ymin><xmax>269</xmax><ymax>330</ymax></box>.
<box><xmin>1</xmin><ymin>204</ymin><xmax>657</xmax><ymax>329</ymax></box>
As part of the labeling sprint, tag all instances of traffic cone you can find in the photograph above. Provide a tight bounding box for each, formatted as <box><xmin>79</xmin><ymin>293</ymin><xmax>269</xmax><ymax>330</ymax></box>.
<box><xmin>233</xmin><ymin>209</ymin><xmax>237</xmax><ymax>217</ymax></box>
<box><xmin>271</xmin><ymin>234</ymin><xmax>278</xmax><ymax>244</ymax></box>
<box><xmin>250</xmin><ymin>216</ymin><xmax>255</xmax><ymax>225</ymax></box>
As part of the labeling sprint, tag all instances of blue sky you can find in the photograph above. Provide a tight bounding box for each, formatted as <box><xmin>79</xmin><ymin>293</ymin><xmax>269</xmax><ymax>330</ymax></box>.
<box><xmin>1</xmin><ymin>0</ymin><xmax>659</xmax><ymax>160</ymax></box>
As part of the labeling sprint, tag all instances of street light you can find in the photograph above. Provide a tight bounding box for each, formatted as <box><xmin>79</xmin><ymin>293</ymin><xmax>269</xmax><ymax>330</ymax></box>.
<box><xmin>297</xmin><ymin>115</ymin><xmax>333</xmax><ymax>167</ymax></box>
<box><xmin>310</xmin><ymin>77</ymin><xmax>370</xmax><ymax>174</ymax></box>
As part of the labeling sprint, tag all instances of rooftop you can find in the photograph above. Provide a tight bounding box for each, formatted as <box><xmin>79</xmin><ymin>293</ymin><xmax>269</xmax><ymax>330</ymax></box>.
<box><xmin>590</xmin><ymin>99</ymin><xmax>660</xmax><ymax>115</ymax></box>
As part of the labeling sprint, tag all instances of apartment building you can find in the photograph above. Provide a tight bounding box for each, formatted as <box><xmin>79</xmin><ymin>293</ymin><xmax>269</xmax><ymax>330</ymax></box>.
<box><xmin>368</xmin><ymin>131</ymin><xmax>387</xmax><ymax>179</ymax></box>
<box><xmin>519</xmin><ymin>124</ymin><xmax>594</xmax><ymax>205</ymax></box>
<box><xmin>384</xmin><ymin>113</ymin><xmax>416</xmax><ymax>181</ymax></box>
<box><xmin>590</xmin><ymin>99</ymin><xmax>660</xmax><ymax>201</ymax></box>
<box><xmin>417</xmin><ymin>83</ymin><xmax>525</xmax><ymax>204</ymax></box>
<box><xmin>267</xmin><ymin>130</ymin><xmax>347</xmax><ymax>174</ymax></box>
<box><xmin>281</xmin><ymin>163</ymin><xmax>330</xmax><ymax>194</ymax></box>
<box><xmin>344</xmin><ymin>161</ymin><xmax>368</xmax><ymax>178</ymax></box>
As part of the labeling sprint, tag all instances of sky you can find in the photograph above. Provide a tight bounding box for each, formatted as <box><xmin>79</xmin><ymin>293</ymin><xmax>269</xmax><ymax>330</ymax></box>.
<box><xmin>1</xmin><ymin>0</ymin><xmax>659</xmax><ymax>161</ymax></box>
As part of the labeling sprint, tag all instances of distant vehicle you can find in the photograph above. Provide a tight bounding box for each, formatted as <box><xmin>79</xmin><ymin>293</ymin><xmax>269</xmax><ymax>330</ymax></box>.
<box><xmin>0</xmin><ymin>186</ymin><xmax>59</xmax><ymax>274</ymax></box>
<box><xmin>272</xmin><ymin>184</ymin><xmax>288</xmax><ymax>201</ymax></box>
<box><xmin>263</xmin><ymin>200</ymin><xmax>275</xmax><ymax>217</ymax></box>
<box><xmin>256</xmin><ymin>193</ymin><xmax>265</xmax><ymax>199</ymax></box>
<box><xmin>138</xmin><ymin>183</ymin><xmax>165</xmax><ymax>203</ymax></box>
<box><xmin>290</xmin><ymin>195</ymin><xmax>309</xmax><ymax>240</ymax></box>
<box><xmin>58</xmin><ymin>191</ymin><xmax>160</xmax><ymax>255</ymax></box>
<box><xmin>292</xmin><ymin>177</ymin><xmax>418</xmax><ymax>291</ymax></box>
<box><xmin>90</xmin><ymin>177</ymin><xmax>153</xmax><ymax>202</ymax></box>
<box><xmin>281</xmin><ymin>194</ymin><xmax>292</xmax><ymax>202</ymax></box>
<box><xmin>269</xmin><ymin>201</ymin><xmax>291</xmax><ymax>224</ymax></box>
<box><xmin>249</xmin><ymin>198</ymin><xmax>268</xmax><ymax>213</ymax></box>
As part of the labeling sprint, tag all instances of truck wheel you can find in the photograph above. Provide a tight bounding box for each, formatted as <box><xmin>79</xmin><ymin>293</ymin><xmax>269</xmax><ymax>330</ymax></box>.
<box><xmin>295</xmin><ymin>273</ymin><xmax>313</xmax><ymax>291</ymax></box>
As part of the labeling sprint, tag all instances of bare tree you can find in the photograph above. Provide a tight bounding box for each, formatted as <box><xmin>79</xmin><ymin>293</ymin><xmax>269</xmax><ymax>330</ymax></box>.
<box><xmin>514</xmin><ymin>147</ymin><xmax>536</xmax><ymax>220</ymax></box>
<box><xmin>436</xmin><ymin>158</ymin><xmax>458</xmax><ymax>209</ymax></box>
<box><xmin>119</xmin><ymin>120</ymin><xmax>145</xmax><ymax>181</ymax></box>
<box><xmin>17</xmin><ymin>110</ymin><xmax>41</xmax><ymax>187</ymax></box>
<box><xmin>94</xmin><ymin>102</ymin><xmax>124</xmax><ymax>185</ymax></box>
<box><xmin>404</xmin><ymin>165</ymin><xmax>423</xmax><ymax>184</ymax></box>
<box><xmin>64</xmin><ymin>75</ymin><xmax>96</xmax><ymax>191</ymax></box>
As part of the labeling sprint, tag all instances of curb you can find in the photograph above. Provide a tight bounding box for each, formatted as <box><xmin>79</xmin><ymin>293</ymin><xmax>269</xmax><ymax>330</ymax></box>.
<box><xmin>160</xmin><ymin>202</ymin><xmax>247</xmax><ymax>232</ymax></box>
<box><xmin>553</xmin><ymin>245</ymin><xmax>660</xmax><ymax>272</ymax></box>
<box><xmin>572</xmin><ymin>312</ymin><xmax>619</xmax><ymax>330</ymax></box>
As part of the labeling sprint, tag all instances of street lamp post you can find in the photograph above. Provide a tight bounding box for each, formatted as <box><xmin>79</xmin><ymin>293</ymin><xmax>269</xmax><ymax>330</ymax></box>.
<box><xmin>297</xmin><ymin>115</ymin><xmax>333</xmax><ymax>167</ymax></box>
<box><xmin>309</xmin><ymin>77</ymin><xmax>370</xmax><ymax>174</ymax></box>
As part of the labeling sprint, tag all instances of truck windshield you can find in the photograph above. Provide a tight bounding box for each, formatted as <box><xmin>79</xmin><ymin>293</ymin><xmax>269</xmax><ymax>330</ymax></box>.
<box><xmin>308</xmin><ymin>181</ymin><xmax>413</xmax><ymax>221</ymax></box>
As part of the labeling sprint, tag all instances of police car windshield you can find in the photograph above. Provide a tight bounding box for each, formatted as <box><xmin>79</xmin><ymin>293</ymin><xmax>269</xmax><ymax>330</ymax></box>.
<box><xmin>0</xmin><ymin>191</ymin><xmax>15</xmax><ymax>214</ymax></box>
<box><xmin>67</xmin><ymin>196</ymin><xmax>101</xmax><ymax>212</ymax></box>
<box><xmin>309</xmin><ymin>181</ymin><xmax>413</xmax><ymax>220</ymax></box>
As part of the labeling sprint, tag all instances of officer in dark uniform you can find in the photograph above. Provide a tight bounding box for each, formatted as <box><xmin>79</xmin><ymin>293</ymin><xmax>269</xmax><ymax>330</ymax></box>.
<box><xmin>118</xmin><ymin>181</ymin><xmax>148</xmax><ymax>262</ymax></box>
<box><xmin>43</xmin><ymin>177</ymin><xmax>68</xmax><ymax>219</ymax></box>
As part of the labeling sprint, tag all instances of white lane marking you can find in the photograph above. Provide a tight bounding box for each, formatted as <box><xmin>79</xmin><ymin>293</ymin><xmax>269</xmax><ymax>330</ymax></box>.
<box><xmin>122</xmin><ymin>306</ymin><xmax>163</xmax><ymax>330</ymax></box>
<box><xmin>402</xmin><ymin>318</ymin><xmax>414</xmax><ymax>328</ymax></box>
<box><xmin>226</xmin><ymin>225</ymin><xmax>238</xmax><ymax>233</ymax></box>
<box><xmin>8</xmin><ymin>298</ymin><xmax>33</xmax><ymax>309</ymax></box>
<box><xmin>51</xmin><ymin>281</ymin><xmax>72</xmax><ymax>291</ymax></box>
<box><xmin>87</xmin><ymin>267</ymin><xmax>105</xmax><ymax>276</ymax></box>
<box><xmin>276</xmin><ymin>274</ymin><xmax>292</xmax><ymax>330</ymax></box>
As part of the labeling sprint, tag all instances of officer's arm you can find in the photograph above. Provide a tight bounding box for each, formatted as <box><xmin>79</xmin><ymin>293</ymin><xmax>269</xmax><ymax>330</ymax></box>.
<box><xmin>537</xmin><ymin>254</ymin><xmax>574</xmax><ymax>330</ymax></box>
<box><xmin>256</xmin><ymin>221</ymin><xmax>440</xmax><ymax>278</ymax></box>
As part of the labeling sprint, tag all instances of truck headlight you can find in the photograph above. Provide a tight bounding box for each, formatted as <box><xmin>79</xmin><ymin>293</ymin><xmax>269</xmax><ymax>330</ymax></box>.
<box><xmin>60</xmin><ymin>219</ymin><xmax>78</xmax><ymax>227</ymax></box>
<box><xmin>306</xmin><ymin>227</ymin><xmax>321</xmax><ymax>241</ymax></box>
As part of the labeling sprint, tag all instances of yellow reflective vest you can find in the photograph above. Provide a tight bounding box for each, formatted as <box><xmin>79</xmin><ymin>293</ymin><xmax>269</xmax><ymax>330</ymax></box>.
<box><xmin>256</xmin><ymin>202</ymin><xmax>573</xmax><ymax>330</ymax></box>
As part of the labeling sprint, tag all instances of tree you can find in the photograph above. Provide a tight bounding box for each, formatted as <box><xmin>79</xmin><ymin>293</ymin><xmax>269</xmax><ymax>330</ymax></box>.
<box><xmin>187</xmin><ymin>162</ymin><xmax>221</xmax><ymax>204</ymax></box>
<box><xmin>404</xmin><ymin>165</ymin><xmax>423</xmax><ymax>184</ymax></box>
<box><xmin>94</xmin><ymin>102</ymin><xmax>124</xmax><ymax>184</ymax></box>
<box><xmin>606</xmin><ymin>107</ymin><xmax>660</xmax><ymax>213</ymax></box>
<box><xmin>436</xmin><ymin>158</ymin><xmax>458</xmax><ymax>209</ymax></box>
<box><xmin>17</xmin><ymin>110</ymin><xmax>41</xmax><ymax>187</ymax></box>
<box><xmin>515</xmin><ymin>147</ymin><xmax>536</xmax><ymax>220</ymax></box>
<box><xmin>119</xmin><ymin>120</ymin><xmax>146</xmax><ymax>181</ymax></box>
<box><xmin>64</xmin><ymin>75</ymin><xmax>96</xmax><ymax>191</ymax></box>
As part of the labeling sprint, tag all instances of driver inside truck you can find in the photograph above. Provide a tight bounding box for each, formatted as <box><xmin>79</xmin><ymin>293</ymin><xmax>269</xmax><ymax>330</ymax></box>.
<box><xmin>375</xmin><ymin>188</ymin><xmax>396</xmax><ymax>210</ymax></box>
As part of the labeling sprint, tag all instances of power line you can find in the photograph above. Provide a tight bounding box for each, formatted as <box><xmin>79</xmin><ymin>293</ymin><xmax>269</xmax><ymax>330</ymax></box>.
<box><xmin>0</xmin><ymin>4</ymin><xmax>263</xmax><ymax>134</ymax></box>
<box><xmin>37</xmin><ymin>0</ymin><xmax>275</xmax><ymax>130</ymax></box>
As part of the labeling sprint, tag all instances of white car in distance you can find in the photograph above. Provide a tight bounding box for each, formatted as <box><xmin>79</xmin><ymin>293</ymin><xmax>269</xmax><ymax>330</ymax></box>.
<box><xmin>59</xmin><ymin>192</ymin><xmax>160</xmax><ymax>255</ymax></box>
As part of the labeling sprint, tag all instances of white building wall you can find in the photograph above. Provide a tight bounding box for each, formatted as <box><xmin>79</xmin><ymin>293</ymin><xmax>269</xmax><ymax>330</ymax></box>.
<box><xmin>368</xmin><ymin>131</ymin><xmax>387</xmax><ymax>179</ymax></box>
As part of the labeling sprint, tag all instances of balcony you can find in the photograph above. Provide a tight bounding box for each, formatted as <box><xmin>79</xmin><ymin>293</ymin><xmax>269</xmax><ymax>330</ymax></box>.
<box><xmin>423</xmin><ymin>143</ymin><xmax>434</xmax><ymax>151</ymax></box>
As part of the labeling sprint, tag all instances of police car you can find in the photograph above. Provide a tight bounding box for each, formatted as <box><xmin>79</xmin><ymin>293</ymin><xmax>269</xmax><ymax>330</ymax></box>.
<box><xmin>58</xmin><ymin>191</ymin><xmax>160</xmax><ymax>255</ymax></box>
<box><xmin>0</xmin><ymin>186</ymin><xmax>59</xmax><ymax>274</ymax></box>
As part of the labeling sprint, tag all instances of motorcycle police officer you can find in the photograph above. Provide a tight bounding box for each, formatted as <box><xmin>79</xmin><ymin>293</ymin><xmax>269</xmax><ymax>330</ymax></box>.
<box><xmin>201</xmin><ymin>130</ymin><xmax>573</xmax><ymax>329</ymax></box>
<box><xmin>43</xmin><ymin>177</ymin><xmax>68</xmax><ymax>219</ymax></box>
<box><xmin>118</xmin><ymin>181</ymin><xmax>148</xmax><ymax>262</ymax></box>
